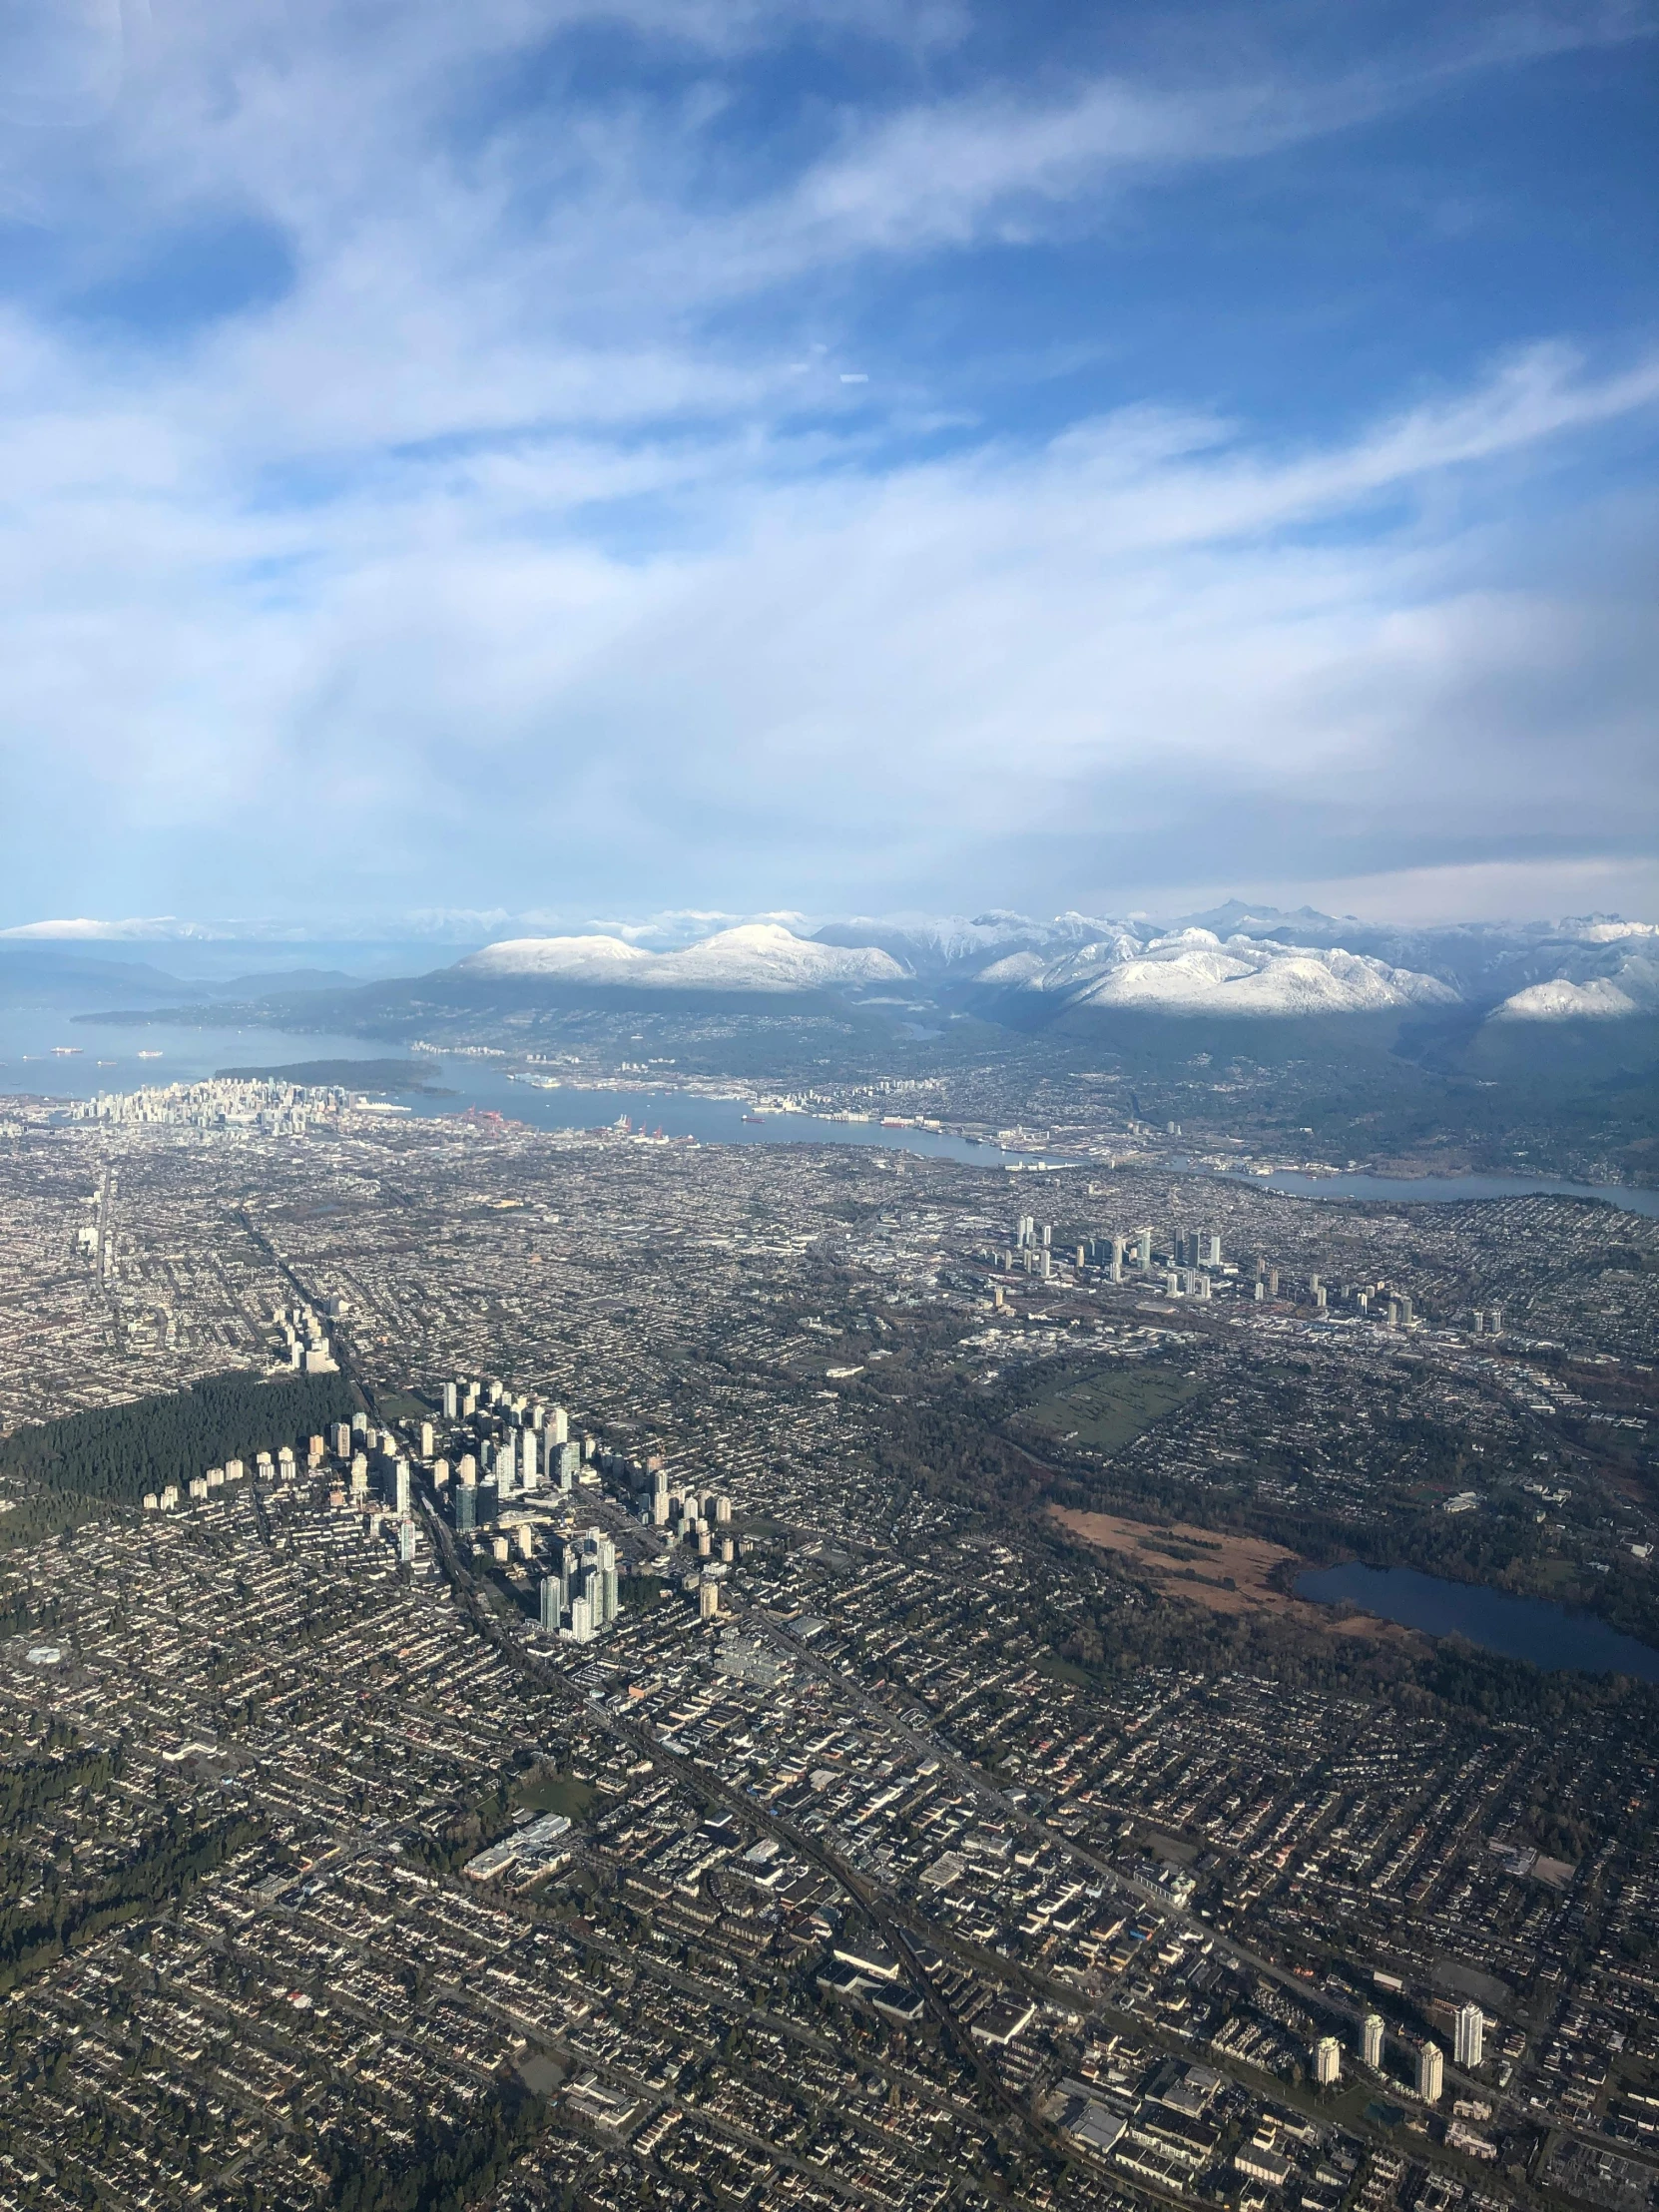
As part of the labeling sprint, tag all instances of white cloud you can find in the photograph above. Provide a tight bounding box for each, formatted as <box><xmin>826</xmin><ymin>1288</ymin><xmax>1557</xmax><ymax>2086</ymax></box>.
<box><xmin>0</xmin><ymin>0</ymin><xmax>1652</xmax><ymax>923</ymax></box>
<box><xmin>1</xmin><ymin>321</ymin><xmax>1654</xmax><ymax>917</ymax></box>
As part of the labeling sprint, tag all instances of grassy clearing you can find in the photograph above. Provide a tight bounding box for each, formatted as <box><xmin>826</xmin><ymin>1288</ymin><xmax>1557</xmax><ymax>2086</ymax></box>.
<box><xmin>374</xmin><ymin>1389</ymin><xmax>434</xmax><ymax>1422</ymax></box>
<box><xmin>513</xmin><ymin>1772</ymin><xmax>595</xmax><ymax>1822</ymax></box>
<box><xmin>1051</xmin><ymin>1505</ymin><xmax>1419</xmax><ymax>1652</ymax></box>
<box><xmin>1013</xmin><ymin>1366</ymin><xmax>1201</xmax><ymax>1457</ymax></box>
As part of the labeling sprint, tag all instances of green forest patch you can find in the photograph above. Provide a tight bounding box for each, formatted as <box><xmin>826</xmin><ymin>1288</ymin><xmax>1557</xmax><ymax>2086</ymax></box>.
<box><xmin>513</xmin><ymin>1771</ymin><xmax>595</xmax><ymax>1822</ymax></box>
<box><xmin>0</xmin><ymin>1372</ymin><xmax>357</xmax><ymax>1544</ymax></box>
<box><xmin>1010</xmin><ymin>1365</ymin><xmax>1201</xmax><ymax>1457</ymax></box>
<box><xmin>215</xmin><ymin>1058</ymin><xmax>437</xmax><ymax>1092</ymax></box>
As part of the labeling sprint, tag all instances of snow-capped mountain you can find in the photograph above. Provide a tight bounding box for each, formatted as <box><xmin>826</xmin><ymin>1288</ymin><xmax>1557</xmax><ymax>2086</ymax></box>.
<box><xmin>813</xmin><ymin>910</ymin><xmax>1124</xmax><ymax>976</ymax></box>
<box><xmin>11</xmin><ymin>903</ymin><xmax>1653</xmax><ymax>1023</ymax></box>
<box><xmin>1494</xmin><ymin>977</ymin><xmax>1642</xmax><ymax>1019</ymax></box>
<box><xmin>1489</xmin><ymin>922</ymin><xmax>1659</xmax><ymax>1020</ymax></box>
<box><xmin>460</xmin><ymin>935</ymin><xmax>654</xmax><ymax>982</ymax></box>
<box><xmin>975</xmin><ymin>927</ymin><xmax>1154</xmax><ymax>993</ymax></box>
<box><xmin>804</xmin><ymin>906</ymin><xmax>1659</xmax><ymax>1022</ymax></box>
<box><xmin>976</xmin><ymin>928</ymin><xmax>1458</xmax><ymax>1016</ymax></box>
<box><xmin>456</xmin><ymin>923</ymin><xmax>904</xmax><ymax>992</ymax></box>
<box><xmin>0</xmin><ymin>914</ymin><xmax>227</xmax><ymax>941</ymax></box>
<box><xmin>453</xmin><ymin>910</ymin><xmax>1658</xmax><ymax>1018</ymax></box>
<box><xmin>667</xmin><ymin>926</ymin><xmax>902</xmax><ymax>989</ymax></box>
<box><xmin>1155</xmin><ymin>906</ymin><xmax>1659</xmax><ymax>1016</ymax></box>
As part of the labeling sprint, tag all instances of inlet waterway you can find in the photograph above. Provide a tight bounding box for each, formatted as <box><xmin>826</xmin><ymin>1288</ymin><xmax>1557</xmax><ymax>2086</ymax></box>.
<box><xmin>4</xmin><ymin>1008</ymin><xmax>1657</xmax><ymax>1206</ymax></box>
<box><xmin>407</xmin><ymin>1074</ymin><xmax>1010</xmax><ymax>1163</ymax></box>
<box><xmin>1294</xmin><ymin>1561</ymin><xmax>1659</xmax><ymax>1682</ymax></box>
<box><xmin>0</xmin><ymin>1011</ymin><xmax>1016</xmax><ymax>1164</ymax></box>
<box><xmin>1198</xmin><ymin>1163</ymin><xmax>1659</xmax><ymax>1218</ymax></box>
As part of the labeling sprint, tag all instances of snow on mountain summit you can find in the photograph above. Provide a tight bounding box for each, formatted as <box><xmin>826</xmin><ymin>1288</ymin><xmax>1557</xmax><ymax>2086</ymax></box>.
<box><xmin>455</xmin><ymin>908</ymin><xmax>1657</xmax><ymax>1018</ymax></box>
<box><xmin>664</xmin><ymin>924</ymin><xmax>903</xmax><ymax>988</ymax></box>
<box><xmin>1483</xmin><ymin>922</ymin><xmax>1659</xmax><ymax>1020</ymax></box>
<box><xmin>1493</xmin><ymin>977</ymin><xmax>1641</xmax><ymax>1020</ymax></box>
<box><xmin>457</xmin><ymin>924</ymin><xmax>902</xmax><ymax>991</ymax></box>
<box><xmin>981</xmin><ymin>928</ymin><xmax>1459</xmax><ymax>1015</ymax></box>
<box><xmin>814</xmin><ymin>910</ymin><xmax>1121</xmax><ymax>972</ymax></box>
<box><xmin>1491</xmin><ymin>930</ymin><xmax>1659</xmax><ymax>1020</ymax></box>
<box><xmin>459</xmin><ymin>934</ymin><xmax>653</xmax><ymax>980</ymax></box>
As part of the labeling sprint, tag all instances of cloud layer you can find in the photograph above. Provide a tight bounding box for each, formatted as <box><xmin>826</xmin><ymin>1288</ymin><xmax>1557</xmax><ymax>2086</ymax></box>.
<box><xmin>0</xmin><ymin>0</ymin><xmax>1653</xmax><ymax>925</ymax></box>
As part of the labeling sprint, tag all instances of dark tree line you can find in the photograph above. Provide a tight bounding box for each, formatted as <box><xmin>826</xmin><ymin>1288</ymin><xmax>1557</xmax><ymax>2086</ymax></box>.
<box><xmin>950</xmin><ymin>1350</ymin><xmax>1659</xmax><ymax>1659</ymax></box>
<box><xmin>0</xmin><ymin>1588</ymin><xmax>57</xmax><ymax>1638</ymax></box>
<box><xmin>404</xmin><ymin>1770</ymin><xmax>517</xmax><ymax>1879</ymax></box>
<box><xmin>0</xmin><ymin>1741</ymin><xmax>122</xmax><ymax>1830</ymax></box>
<box><xmin>309</xmin><ymin>2081</ymin><xmax>548</xmax><ymax>2212</ymax></box>
<box><xmin>0</xmin><ymin>1808</ymin><xmax>263</xmax><ymax>1995</ymax></box>
<box><xmin>0</xmin><ymin>1372</ymin><xmax>356</xmax><ymax>1513</ymax></box>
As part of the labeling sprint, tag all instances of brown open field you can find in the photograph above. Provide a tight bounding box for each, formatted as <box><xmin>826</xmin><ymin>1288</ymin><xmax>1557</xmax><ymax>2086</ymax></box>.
<box><xmin>1048</xmin><ymin>1505</ymin><xmax>1417</xmax><ymax>1646</ymax></box>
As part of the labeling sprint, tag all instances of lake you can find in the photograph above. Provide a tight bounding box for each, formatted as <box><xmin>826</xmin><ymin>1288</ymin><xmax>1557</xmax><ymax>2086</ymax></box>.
<box><xmin>1295</xmin><ymin>1561</ymin><xmax>1659</xmax><ymax>1682</ymax></box>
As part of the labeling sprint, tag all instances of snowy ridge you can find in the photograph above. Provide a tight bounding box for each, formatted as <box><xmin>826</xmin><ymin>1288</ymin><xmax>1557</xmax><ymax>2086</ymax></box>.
<box><xmin>980</xmin><ymin>928</ymin><xmax>1459</xmax><ymax>1015</ymax></box>
<box><xmin>815</xmin><ymin>906</ymin><xmax>1659</xmax><ymax>1021</ymax></box>
<box><xmin>0</xmin><ymin>915</ymin><xmax>223</xmax><ymax>941</ymax></box>
<box><xmin>456</xmin><ymin>924</ymin><xmax>903</xmax><ymax>992</ymax></box>
<box><xmin>461</xmin><ymin>935</ymin><xmax>653</xmax><ymax>980</ymax></box>
<box><xmin>979</xmin><ymin>926</ymin><xmax>1162</xmax><ymax>993</ymax></box>
<box><xmin>815</xmin><ymin>909</ymin><xmax>1123</xmax><ymax>971</ymax></box>
<box><xmin>12</xmin><ymin>902</ymin><xmax>1652</xmax><ymax>1019</ymax></box>
<box><xmin>1493</xmin><ymin>978</ymin><xmax>1640</xmax><ymax>1020</ymax></box>
<box><xmin>1491</xmin><ymin>928</ymin><xmax>1659</xmax><ymax>1020</ymax></box>
<box><xmin>454</xmin><ymin>911</ymin><xmax>1658</xmax><ymax>1015</ymax></box>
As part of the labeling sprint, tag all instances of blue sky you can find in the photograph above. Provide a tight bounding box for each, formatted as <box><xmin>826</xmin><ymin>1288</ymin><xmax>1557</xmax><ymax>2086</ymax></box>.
<box><xmin>0</xmin><ymin>0</ymin><xmax>1654</xmax><ymax>935</ymax></box>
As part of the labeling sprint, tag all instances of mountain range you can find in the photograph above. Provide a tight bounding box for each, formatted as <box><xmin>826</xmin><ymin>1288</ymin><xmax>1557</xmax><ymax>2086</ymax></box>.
<box><xmin>10</xmin><ymin>904</ymin><xmax>1659</xmax><ymax>1039</ymax></box>
<box><xmin>458</xmin><ymin>924</ymin><xmax>904</xmax><ymax>993</ymax></box>
<box><xmin>458</xmin><ymin>906</ymin><xmax>1659</xmax><ymax>1023</ymax></box>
